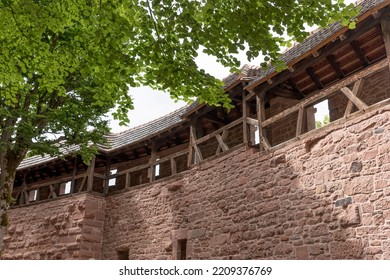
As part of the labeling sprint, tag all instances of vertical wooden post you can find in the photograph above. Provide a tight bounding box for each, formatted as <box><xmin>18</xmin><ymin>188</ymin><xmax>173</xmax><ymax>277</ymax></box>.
<box><xmin>380</xmin><ymin>16</ymin><xmax>390</xmax><ymax>70</ymax></box>
<box><xmin>242</xmin><ymin>92</ymin><xmax>249</xmax><ymax>145</ymax></box>
<box><xmin>87</xmin><ymin>156</ymin><xmax>96</xmax><ymax>192</ymax></box>
<box><xmin>188</xmin><ymin>119</ymin><xmax>203</xmax><ymax>166</ymax></box>
<box><xmin>125</xmin><ymin>172</ymin><xmax>131</xmax><ymax>188</ymax></box>
<box><xmin>149</xmin><ymin>143</ymin><xmax>157</xmax><ymax>182</ymax></box>
<box><xmin>296</xmin><ymin>106</ymin><xmax>304</xmax><ymax>137</ymax></box>
<box><xmin>256</xmin><ymin>92</ymin><xmax>271</xmax><ymax>151</ymax></box>
<box><xmin>170</xmin><ymin>157</ymin><xmax>177</xmax><ymax>175</ymax></box>
<box><xmin>103</xmin><ymin>156</ymin><xmax>111</xmax><ymax>194</ymax></box>
<box><xmin>70</xmin><ymin>157</ymin><xmax>78</xmax><ymax>194</ymax></box>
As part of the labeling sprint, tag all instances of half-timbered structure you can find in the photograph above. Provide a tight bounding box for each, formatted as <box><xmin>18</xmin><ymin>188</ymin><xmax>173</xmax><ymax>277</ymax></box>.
<box><xmin>2</xmin><ymin>0</ymin><xmax>390</xmax><ymax>259</ymax></box>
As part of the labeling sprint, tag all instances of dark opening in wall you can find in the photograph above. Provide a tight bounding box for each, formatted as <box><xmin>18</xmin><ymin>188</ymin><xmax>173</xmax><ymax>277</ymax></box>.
<box><xmin>117</xmin><ymin>249</ymin><xmax>129</xmax><ymax>260</ymax></box>
<box><xmin>177</xmin><ymin>239</ymin><xmax>187</xmax><ymax>260</ymax></box>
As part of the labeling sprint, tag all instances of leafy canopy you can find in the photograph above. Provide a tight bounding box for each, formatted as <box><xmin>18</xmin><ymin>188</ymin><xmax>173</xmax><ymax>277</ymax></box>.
<box><xmin>0</xmin><ymin>0</ymin><xmax>359</xmax><ymax>162</ymax></box>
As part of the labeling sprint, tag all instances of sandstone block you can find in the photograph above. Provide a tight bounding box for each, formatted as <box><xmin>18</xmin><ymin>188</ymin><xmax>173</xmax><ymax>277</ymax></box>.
<box><xmin>340</xmin><ymin>205</ymin><xmax>361</xmax><ymax>228</ymax></box>
<box><xmin>330</xmin><ymin>240</ymin><xmax>363</xmax><ymax>259</ymax></box>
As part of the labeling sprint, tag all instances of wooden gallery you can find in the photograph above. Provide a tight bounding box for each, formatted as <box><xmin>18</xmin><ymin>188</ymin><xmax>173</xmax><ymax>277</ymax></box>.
<box><xmin>2</xmin><ymin>0</ymin><xmax>390</xmax><ymax>260</ymax></box>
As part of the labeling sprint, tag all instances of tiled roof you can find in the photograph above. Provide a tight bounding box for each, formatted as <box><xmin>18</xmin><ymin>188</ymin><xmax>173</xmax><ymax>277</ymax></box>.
<box><xmin>247</xmin><ymin>0</ymin><xmax>387</xmax><ymax>87</ymax></box>
<box><xmin>102</xmin><ymin>102</ymin><xmax>199</xmax><ymax>152</ymax></box>
<box><xmin>223</xmin><ymin>64</ymin><xmax>262</xmax><ymax>89</ymax></box>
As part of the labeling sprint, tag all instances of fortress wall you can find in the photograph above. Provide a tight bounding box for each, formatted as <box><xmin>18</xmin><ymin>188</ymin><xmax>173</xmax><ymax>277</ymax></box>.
<box><xmin>2</xmin><ymin>193</ymin><xmax>104</xmax><ymax>260</ymax></box>
<box><xmin>102</xmin><ymin>103</ymin><xmax>390</xmax><ymax>260</ymax></box>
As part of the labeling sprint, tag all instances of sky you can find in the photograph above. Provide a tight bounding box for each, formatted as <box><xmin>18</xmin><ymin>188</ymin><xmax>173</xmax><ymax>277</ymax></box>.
<box><xmin>109</xmin><ymin>0</ymin><xmax>356</xmax><ymax>133</ymax></box>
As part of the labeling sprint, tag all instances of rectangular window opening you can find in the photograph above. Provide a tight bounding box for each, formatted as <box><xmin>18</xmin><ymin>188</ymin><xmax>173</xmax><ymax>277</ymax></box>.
<box><xmin>59</xmin><ymin>181</ymin><xmax>72</xmax><ymax>195</ymax></box>
<box><xmin>177</xmin><ymin>239</ymin><xmax>187</xmax><ymax>260</ymax></box>
<box><xmin>117</xmin><ymin>249</ymin><xmax>129</xmax><ymax>260</ymax></box>
<box><xmin>254</xmin><ymin>125</ymin><xmax>260</xmax><ymax>145</ymax></box>
<box><xmin>109</xmin><ymin>168</ymin><xmax>117</xmax><ymax>187</ymax></box>
<box><xmin>314</xmin><ymin>100</ymin><xmax>330</xmax><ymax>129</ymax></box>
<box><xmin>28</xmin><ymin>189</ymin><xmax>38</xmax><ymax>202</ymax></box>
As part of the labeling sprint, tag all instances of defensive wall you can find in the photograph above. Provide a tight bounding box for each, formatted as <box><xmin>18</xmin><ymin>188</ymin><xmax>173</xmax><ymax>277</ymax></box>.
<box><xmin>2</xmin><ymin>0</ymin><xmax>390</xmax><ymax>260</ymax></box>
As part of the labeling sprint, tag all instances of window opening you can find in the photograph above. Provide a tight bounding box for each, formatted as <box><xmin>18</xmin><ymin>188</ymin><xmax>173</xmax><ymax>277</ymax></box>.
<box><xmin>177</xmin><ymin>239</ymin><xmax>187</xmax><ymax>260</ymax></box>
<box><xmin>314</xmin><ymin>100</ymin><xmax>330</xmax><ymax>129</ymax></box>
<box><xmin>155</xmin><ymin>158</ymin><xmax>160</xmax><ymax>178</ymax></box>
<box><xmin>109</xmin><ymin>168</ymin><xmax>117</xmax><ymax>187</ymax></box>
<box><xmin>60</xmin><ymin>181</ymin><xmax>72</xmax><ymax>195</ymax></box>
<box><xmin>117</xmin><ymin>249</ymin><xmax>129</xmax><ymax>260</ymax></box>
<box><xmin>29</xmin><ymin>189</ymin><xmax>38</xmax><ymax>202</ymax></box>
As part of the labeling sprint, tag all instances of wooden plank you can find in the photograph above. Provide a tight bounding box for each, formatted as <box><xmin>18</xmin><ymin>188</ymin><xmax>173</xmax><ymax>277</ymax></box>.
<box><xmin>215</xmin><ymin>134</ymin><xmax>229</xmax><ymax>152</ymax></box>
<box><xmin>344</xmin><ymin>79</ymin><xmax>363</xmax><ymax>116</ymax></box>
<box><xmin>340</xmin><ymin>87</ymin><xmax>368</xmax><ymax>111</ymax></box>
<box><xmin>261</xmin><ymin>59</ymin><xmax>387</xmax><ymax>128</ymax></box>
<box><xmin>296</xmin><ymin>107</ymin><xmax>304</xmax><ymax>137</ymax></box>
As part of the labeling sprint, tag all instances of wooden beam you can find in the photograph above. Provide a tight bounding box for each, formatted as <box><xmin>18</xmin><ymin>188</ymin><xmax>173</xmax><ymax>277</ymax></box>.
<box><xmin>340</xmin><ymin>87</ymin><xmax>368</xmax><ymax>111</ymax></box>
<box><xmin>103</xmin><ymin>156</ymin><xmax>111</xmax><ymax>194</ymax></box>
<box><xmin>306</xmin><ymin>67</ymin><xmax>324</xmax><ymax>89</ymax></box>
<box><xmin>70</xmin><ymin>157</ymin><xmax>78</xmax><ymax>194</ymax></box>
<box><xmin>256</xmin><ymin>93</ymin><xmax>270</xmax><ymax>151</ymax></box>
<box><xmin>125</xmin><ymin>172</ymin><xmax>131</xmax><ymax>188</ymax></box>
<box><xmin>149</xmin><ymin>143</ymin><xmax>157</xmax><ymax>182</ymax></box>
<box><xmin>242</xmin><ymin>93</ymin><xmax>249</xmax><ymax>144</ymax></box>
<box><xmin>261</xmin><ymin>59</ymin><xmax>387</xmax><ymax>128</ymax></box>
<box><xmin>87</xmin><ymin>157</ymin><xmax>95</xmax><ymax>192</ymax></box>
<box><xmin>288</xmin><ymin>79</ymin><xmax>305</xmax><ymax>99</ymax></box>
<box><xmin>380</xmin><ymin>16</ymin><xmax>390</xmax><ymax>69</ymax></box>
<box><xmin>326</xmin><ymin>54</ymin><xmax>345</xmax><ymax>79</ymax></box>
<box><xmin>296</xmin><ymin>107</ymin><xmax>304</xmax><ymax>137</ymax></box>
<box><xmin>350</xmin><ymin>40</ymin><xmax>370</xmax><ymax>67</ymax></box>
<box><xmin>344</xmin><ymin>79</ymin><xmax>364</xmax><ymax>116</ymax></box>
<box><xmin>215</xmin><ymin>134</ymin><xmax>229</xmax><ymax>153</ymax></box>
<box><xmin>170</xmin><ymin>157</ymin><xmax>177</xmax><ymax>175</ymax></box>
<box><xmin>216</xmin><ymin>129</ymin><xmax>229</xmax><ymax>155</ymax></box>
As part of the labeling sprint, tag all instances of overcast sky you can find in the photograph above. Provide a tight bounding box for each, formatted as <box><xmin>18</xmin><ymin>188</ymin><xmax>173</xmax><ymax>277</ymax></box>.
<box><xmin>109</xmin><ymin>0</ymin><xmax>356</xmax><ymax>133</ymax></box>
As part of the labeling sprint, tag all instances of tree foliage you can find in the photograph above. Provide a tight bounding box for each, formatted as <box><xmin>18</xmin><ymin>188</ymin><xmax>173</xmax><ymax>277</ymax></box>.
<box><xmin>0</xmin><ymin>0</ymin><xmax>360</xmax><ymax>251</ymax></box>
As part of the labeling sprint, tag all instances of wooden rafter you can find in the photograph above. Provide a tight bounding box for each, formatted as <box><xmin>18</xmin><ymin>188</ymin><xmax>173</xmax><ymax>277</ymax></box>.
<box><xmin>326</xmin><ymin>54</ymin><xmax>345</xmax><ymax>79</ymax></box>
<box><xmin>306</xmin><ymin>67</ymin><xmax>324</xmax><ymax>89</ymax></box>
<box><xmin>288</xmin><ymin>79</ymin><xmax>305</xmax><ymax>99</ymax></box>
<box><xmin>248</xmin><ymin>16</ymin><xmax>381</xmax><ymax>93</ymax></box>
<box><xmin>350</xmin><ymin>40</ymin><xmax>370</xmax><ymax>67</ymax></box>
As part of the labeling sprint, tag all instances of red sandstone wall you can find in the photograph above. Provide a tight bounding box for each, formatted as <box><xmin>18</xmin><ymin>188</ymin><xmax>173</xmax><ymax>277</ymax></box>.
<box><xmin>102</xmin><ymin>103</ymin><xmax>390</xmax><ymax>260</ymax></box>
<box><xmin>1</xmin><ymin>193</ymin><xmax>104</xmax><ymax>260</ymax></box>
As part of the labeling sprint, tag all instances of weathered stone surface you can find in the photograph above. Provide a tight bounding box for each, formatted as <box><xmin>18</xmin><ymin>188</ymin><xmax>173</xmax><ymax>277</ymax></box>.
<box><xmin>330</xmin><ymin>240</ymin><xmax>363</xmax><ymax>259</ymax></box>
<box><xmin>340</xmin><ymin>205</ymin><xmax>361</xmax><ymax>227</ymax></box>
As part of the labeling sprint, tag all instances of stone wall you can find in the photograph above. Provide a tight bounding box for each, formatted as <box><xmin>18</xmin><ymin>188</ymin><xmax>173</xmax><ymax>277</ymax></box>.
<box><xmin>102</xmin><ymin>103</ymin><xmax>390</xmax><ymax>260</ymax></box>
<box><xmin>2</xmin><ymin>101</ymin><xmax>390</xmax><ymax>260</ymax></box>
<box><xmin>2</xmin><ymin>193</ymin><xmax>104</xmax><ymax>260</ymax></box>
